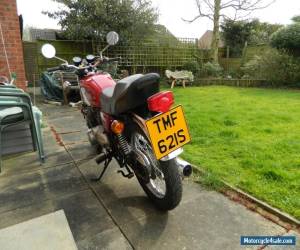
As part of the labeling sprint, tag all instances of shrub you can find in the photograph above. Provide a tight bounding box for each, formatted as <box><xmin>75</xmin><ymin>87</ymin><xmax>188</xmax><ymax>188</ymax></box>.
<box><xmin>221</xmin><ymin>19</ymin><xmax>282</xmax><ymax>57</ymax></box>
<box><xmin>221</xmin><ymin>19</ymin><xmax>254</xmax><ymax>57</ymax></box>
<box><xmin>242</xmin><ymin>48</ymin><xmax>300</xmax><ymax>86</ymax></box>
<box><xmin>292</xmin><ymin>15</ymin><xmax>300</xmax><ymax>23</ymax></box>
<box><xmin>182</xmin><ymin>60</ymin><xmax>200</xmax><ymax>75</ymax></box>
<box><xmin>270</xmin><ymin>23</ymin><xmax>300</xmax><ymax>56</ymax></box>
<box><xmin>224</xmin><ymin>68</ymin><xmax>243</xmax><ymax>79</ymax></box>
<box><xmin>200</xmin><ymin>62</ymin><xmax>223</xmax><ymax>77</ymax></box>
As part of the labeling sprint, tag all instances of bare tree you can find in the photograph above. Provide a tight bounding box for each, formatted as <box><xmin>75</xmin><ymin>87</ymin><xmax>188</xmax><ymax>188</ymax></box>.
<box><xmin>184</xmin><ymin>0</ymin><xmax>275</xmax><ymax>63</ymax></box>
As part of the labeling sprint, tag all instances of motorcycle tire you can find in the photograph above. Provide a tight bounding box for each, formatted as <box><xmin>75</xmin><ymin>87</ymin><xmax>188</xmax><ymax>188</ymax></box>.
<box><xmin>131</xmin><ymin>126</ymin><xmax>182</xmax><ymax>211</ymax></box>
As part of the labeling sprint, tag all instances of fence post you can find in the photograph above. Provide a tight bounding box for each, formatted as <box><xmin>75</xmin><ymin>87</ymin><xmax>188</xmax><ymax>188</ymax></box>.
<box><xmin>241</xmin><ymin>41</ymin><xmax>248</xmax><ymax>66</ymax></box>
<box><xmin>226</xmin><ymin>46</ymin><xmax>230</xmax><ymax>59</ymax></box>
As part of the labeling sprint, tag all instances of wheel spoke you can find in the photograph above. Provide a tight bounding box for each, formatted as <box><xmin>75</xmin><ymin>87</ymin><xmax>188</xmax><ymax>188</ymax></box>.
<box><xmin>132</xmin><ymin>132</ymin><xmax>166</xmax><ymax>197</ymax></box>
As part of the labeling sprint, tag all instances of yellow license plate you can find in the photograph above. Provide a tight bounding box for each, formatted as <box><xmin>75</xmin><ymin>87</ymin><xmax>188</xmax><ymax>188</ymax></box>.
<box><xmin>145</xmin><ymin>105</ymin><xmax>191</xmax><ymax>160</ymax></box>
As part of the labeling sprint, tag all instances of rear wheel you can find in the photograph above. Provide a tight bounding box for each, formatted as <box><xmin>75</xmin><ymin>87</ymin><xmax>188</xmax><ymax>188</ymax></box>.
<box><xmin>131</xmin><ymin>128</ymin><xmax>182</xmax><ymax>211</ymax></box>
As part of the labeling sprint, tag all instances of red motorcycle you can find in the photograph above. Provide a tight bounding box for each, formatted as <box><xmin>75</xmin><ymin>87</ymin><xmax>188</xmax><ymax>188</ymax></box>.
<box><xmin>41</xmin><ymin>31</ymin><xmax>192</xmax><ymax>211</ymax></box>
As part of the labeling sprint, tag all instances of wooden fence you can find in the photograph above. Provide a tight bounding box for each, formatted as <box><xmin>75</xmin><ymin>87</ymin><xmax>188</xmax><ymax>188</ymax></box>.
<box><xmin>217</xmin><ymin>45</ymin><xmax>270</xmax><ymax>73</ymax></box>
<box><xmin>23</xmin><ymin>38</ymin><xmax>269</xmax><ymax>86</ymax></box>
<box><xmin>23</xmin><ymin>42</ymin><xmax>38</xmax><ymax>86</ymax></box>
<box><xmin>192</xmin><ymin>78</ymin><xmax>268</xmax><ymax>87</ymax></box>
<box><xmin>23</xmin><ymin>38</ymin><xmax>202</xmax><ymax>85</ymax></box>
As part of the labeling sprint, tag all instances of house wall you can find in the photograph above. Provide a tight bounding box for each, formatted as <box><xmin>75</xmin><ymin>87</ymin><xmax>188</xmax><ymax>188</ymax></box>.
<box><xmin>0</xmin><ymin>0</ymin><xmax>26</xmax><ymax>89</ymax></box>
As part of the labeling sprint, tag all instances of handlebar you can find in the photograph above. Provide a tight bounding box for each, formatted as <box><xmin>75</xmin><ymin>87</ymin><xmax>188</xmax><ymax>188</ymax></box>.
<box><xmin>47</xmin><ymin>64</ymin><xmax>84</xmax><ymax>72</ymax></box>
<box><xmin>47</xmin><ymin>56</ymin><xmax>121</xmax><ymax>73</ymax></box>
<box><xmin>47</xmin><ymin>66</ymin><xmax>64</xmax><ymax>72</ymax></box>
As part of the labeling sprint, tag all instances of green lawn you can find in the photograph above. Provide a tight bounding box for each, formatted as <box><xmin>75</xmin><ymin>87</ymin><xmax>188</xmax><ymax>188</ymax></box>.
<box><xmin>172</xmin><ymin>86</ymin><xmax>300</xmax><ymax>219</ymax></box>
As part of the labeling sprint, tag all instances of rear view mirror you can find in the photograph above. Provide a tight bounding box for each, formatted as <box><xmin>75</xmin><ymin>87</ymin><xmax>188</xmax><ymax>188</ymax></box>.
<box><xmin>106</xmin><ymin>31</ymin><xmax>119</xmax><ymax>46</ymax></box>
<box><xmin>41</xmin><ymin>44</ymin><xmax>56</xmax><ymax>59</ymax></box>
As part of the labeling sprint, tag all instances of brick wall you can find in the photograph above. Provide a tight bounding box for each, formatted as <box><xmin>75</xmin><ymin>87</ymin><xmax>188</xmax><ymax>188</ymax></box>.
<box><xmin>0</xmin><ymin>0</ymin><xmax>26</xmax><ymax>89</ymax></box>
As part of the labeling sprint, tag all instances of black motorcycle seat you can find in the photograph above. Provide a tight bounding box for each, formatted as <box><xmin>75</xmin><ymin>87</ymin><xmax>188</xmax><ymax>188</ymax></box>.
<box><xmin>100</xmin><ymin>73</ymin><xmax>160</xmax><ymax>115</ymax></box>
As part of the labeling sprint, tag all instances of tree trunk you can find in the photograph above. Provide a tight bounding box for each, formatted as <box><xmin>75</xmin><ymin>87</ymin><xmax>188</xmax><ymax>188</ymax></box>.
<box><xmin>210</xmin><ymin>0</ymin><xmax>221</xmax><ymax>64</ymax></box>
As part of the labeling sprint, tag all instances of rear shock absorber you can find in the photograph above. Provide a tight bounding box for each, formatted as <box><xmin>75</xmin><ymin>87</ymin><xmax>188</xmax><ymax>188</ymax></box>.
<box><xmin>111</xmin><ymin>120</ymin><xmax>131</xmax><ymax>156</ymax></box>
<box><xmin>117</xmin><ymin>133</ymin><xmax>132</xmax><ymax>156</ymax></box>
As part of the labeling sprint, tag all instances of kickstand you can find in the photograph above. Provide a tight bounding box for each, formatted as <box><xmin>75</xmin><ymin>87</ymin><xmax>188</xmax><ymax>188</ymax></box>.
<box><xmin>91</xmin><ymin>154</ymin><xmax>112</xmax><ymax>182</ymax></box>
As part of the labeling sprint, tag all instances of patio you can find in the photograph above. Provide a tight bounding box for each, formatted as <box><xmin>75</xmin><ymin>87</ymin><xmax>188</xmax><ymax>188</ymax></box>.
<box><xmin>0</xmin><ymin>100</ymin><xmax>298</xmax><ymax>250</ymax></box>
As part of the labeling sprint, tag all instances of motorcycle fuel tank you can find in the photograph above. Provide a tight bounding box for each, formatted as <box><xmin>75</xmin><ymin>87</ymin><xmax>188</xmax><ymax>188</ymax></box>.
<box><xmin>80</xmin><ymin>73</ymin><xmax>116</xmax><ymax>108</ymax></box>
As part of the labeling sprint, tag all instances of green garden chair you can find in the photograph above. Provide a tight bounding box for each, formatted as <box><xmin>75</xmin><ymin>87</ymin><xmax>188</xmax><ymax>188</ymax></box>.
<box><xmin>0</xmin><ymin>83</ymin><xmax>17</xmax><ymax>88</ymax></box>
<box><xmin>0</xmin><ymin>85</ymin><xmax>18</xmax><ymax>88</ymax></box>
<box><xmin>0</xmin><ymin>94</ymin><xmax>45</xmax><ymax>172</ymax></box>
<box><xmin>0</xmin><ymin>88</ymin><xmax>23</xmax><ymax>94</ymax></box>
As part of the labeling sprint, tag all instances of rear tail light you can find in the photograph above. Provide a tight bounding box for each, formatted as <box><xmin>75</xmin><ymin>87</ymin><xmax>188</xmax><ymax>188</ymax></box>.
<box><xmin>147</xmin><ymin>91</ymin><xmax>174</xmax><ymax>113</ymax></box>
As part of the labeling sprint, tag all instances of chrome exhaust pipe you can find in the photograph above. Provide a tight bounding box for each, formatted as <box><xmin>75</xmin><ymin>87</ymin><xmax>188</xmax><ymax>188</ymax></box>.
<box><xmin>176</xmin><ymin>158</ymin><xmax>193</xmax><ymax>177</ymax></box>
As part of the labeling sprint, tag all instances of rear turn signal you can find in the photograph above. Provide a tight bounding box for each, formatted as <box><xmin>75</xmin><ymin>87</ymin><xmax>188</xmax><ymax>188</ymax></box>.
<box><xmin>111</xmin><ymin>120</ymin><xmax>125</xmax><ymax>134</ymax></box>
<box><xmin>147</xmin><ymin>91</ymin><xmax>174</xmax><ymax>113</ymax></box>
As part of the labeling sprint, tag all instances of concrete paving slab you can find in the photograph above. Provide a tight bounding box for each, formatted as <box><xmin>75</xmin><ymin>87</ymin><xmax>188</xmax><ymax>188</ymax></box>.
<box><xmin>61</xmin><ymin>131</ymin><xmax>89</xmax><ymax>145</ymax></box>
<box><xmin>0</xmin><ymin>190</ymin><xmax>130</xmax><ymax>249</ymax></box>
<box><xmin>79</xmin><ymin>158</ymin><xmax>206</xmax><ymax>225</ymax></box>
<box><xmin>37</xmin><ymin>105</ymin><xmax>97</xmax><ymax>162</ymax></box>
<box><xmin>1</xmin><ymin>103</ymin><xmax>290</xmax><ymax>250</ymax></box>
<box><xmin>39</xmin><ymin>104</ymin><xmax>78</xmax><ymax>118</ymax></box>
<box><xmin>43</xmin><ymin>108</ymin><xmax>86</xmax><ymax>134</ymax></box>
<box><xmin>78</xmin><ymin>156</ymin><xmax>285</xmax><ymax>250</ymax></box>
<box><xmin>47</xmin><ymin>115</ymin><xmax>87</xmax><ymax>134</ymax></box>
<box><xmin>0</xmin><ymin>197</ymin><xmax>56</xmax><ymax>230</ymax></box>
<box><xmin>0</xmin><ymin>210</ymin><xmax>77</xmax><ymax>250</ymax></box>
<box><xmin>2</xmin><ymin>148</ymin><xmax>72</xmax><ymax>175</ymax></box>
<box><xmin>120</xmin><ymin>192</ymin><xmax>285</xmax><ymax>250</ymax></box>
<box><xmin>2</xmin><ymin>127</ymin><xmax>73</xmax><ymax>176</ymax></box>
<box><xmin>55</xmin><ymin>190</ymin><xmax>116</xmax><ymax>242</ymax></box>
<box><xmin>66</xmin><ymin>142</ymin><xmax>98</xmax><ymax>161</ymax></box>
<box><xmin>77</xmin><ymin>227</ymin><xmax>133</xmax><ymax>250</ymax></box>
<box><xmin>0</xmin><ymin>104</ymin><xmax>130</xmax><ymax>249</ymax></box>
<box><xmin>0</xmin><ymin>163</ymin><xmax>87</xmax><ymax>214</ymax></box>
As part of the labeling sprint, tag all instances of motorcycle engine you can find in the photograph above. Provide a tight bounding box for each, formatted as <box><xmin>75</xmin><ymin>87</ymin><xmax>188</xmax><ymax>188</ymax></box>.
<box><xmin>87</xmin><ymin>125</ymin><xmax>109</xmax><ymax>147</ymax></box>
